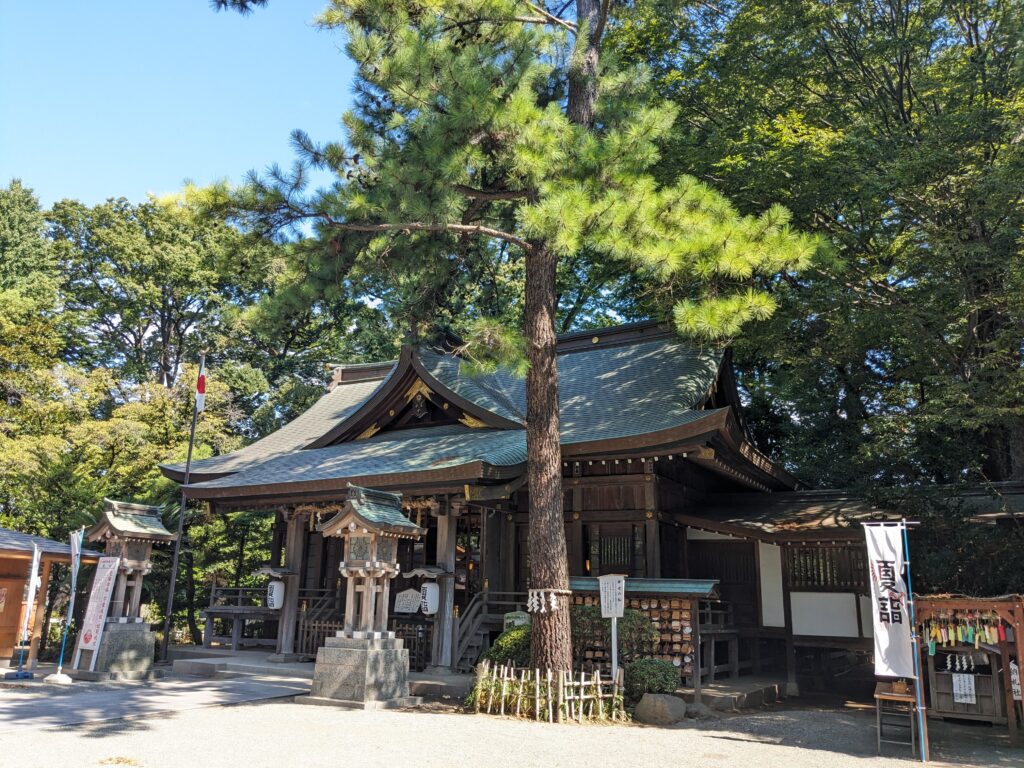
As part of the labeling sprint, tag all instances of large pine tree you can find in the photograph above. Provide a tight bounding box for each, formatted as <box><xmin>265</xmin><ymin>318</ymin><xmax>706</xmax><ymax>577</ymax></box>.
<box><xmin>225</xmin><ymin>0</ymin><xmax>818</xmax><ymax>669</ymax></box>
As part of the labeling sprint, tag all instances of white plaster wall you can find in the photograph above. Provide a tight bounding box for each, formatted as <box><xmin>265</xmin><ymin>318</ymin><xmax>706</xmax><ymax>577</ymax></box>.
<box><xmin>685</xmin><ymin>529</ymin><xmax>737</xmax><ymax>541</ymax></box>
<box><xmin>859</xmin><ymin>594</ymin><xmax>874</xmax><ymax>638</ymax></box>
<box><xmin>758</xmin><ymin>542</ymin><xmax>785</xmax><ymax>628</ymax></box>
<box><xmin>791</xmin><ymin>592</ymin><xmax>859</xmax><ymax>637</ymax></box>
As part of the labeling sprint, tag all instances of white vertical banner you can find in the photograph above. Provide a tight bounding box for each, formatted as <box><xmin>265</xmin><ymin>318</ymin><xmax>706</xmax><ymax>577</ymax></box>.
<box><xmin>67</xmin><ymin>528</ymin><xmax>84</xmax><ymax>620</ymax></box>
<box><xmin>864</xmin><ymin>523</ymin><xmax>915</xmax><ymax>677</ymax></box>
<box><xmin>73</xmin><ymin>556</ymin><xmax>119</xmax><ymax>670</ymax></box>
<box><xmin>18</xmin><ymin>544</ymin><xmax>42</xmax><ymax>644</ymax></box>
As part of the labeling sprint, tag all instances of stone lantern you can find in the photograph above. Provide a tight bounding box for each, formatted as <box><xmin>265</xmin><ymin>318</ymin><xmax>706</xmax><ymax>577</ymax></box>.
<box><xmin>74</xmin><ymin>498</ymin><xmax>176</xmax><ymax>679</ymax></box>
<box><xmin>300</xmin><ymin>484</ymin><xmax>426</xmax><ymax>709</ymax></box>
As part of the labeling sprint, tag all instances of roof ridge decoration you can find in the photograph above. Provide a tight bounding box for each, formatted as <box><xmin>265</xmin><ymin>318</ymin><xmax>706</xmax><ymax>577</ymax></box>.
<box><xmin>305</xmin><ymin>346</ymin><xmax>523</xmax><ymax>449</ymax></box>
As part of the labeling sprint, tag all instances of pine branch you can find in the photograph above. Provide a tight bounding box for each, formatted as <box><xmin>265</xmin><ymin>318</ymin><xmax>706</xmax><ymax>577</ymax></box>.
<box><xmin>454</xmin><ymin>185</ymin><xmax>529</xmax><ymax>200</ymax></box>
<box><xmin>522</xmin><ymin>2</ymin><xmax>577</xmax><ymax>33</ymax></box>
<box><xmin>324</xmin><ymin>220</ymin><xmax>532</xmax><ymax>252</ymax></box>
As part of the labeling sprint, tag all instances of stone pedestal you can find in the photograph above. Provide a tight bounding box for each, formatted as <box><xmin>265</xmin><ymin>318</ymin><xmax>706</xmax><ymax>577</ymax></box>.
<box><xmin>297</xmin><ymin>635</ymin><xmax>421</xmax><ymax>710</ymax></box>
<box><xmin>71</xmin><ymin>620</ymin><xmax>162</xmax><ymax>681</ymax></box>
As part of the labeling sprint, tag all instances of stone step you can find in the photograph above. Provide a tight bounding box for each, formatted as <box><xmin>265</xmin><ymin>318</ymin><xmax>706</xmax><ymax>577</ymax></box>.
<box><xmin>173</xmin><ymin>657</ymin><xmax>315</xmax><ymax>681</ymax></box>
<box><xmin>676</xmin><ymin>679</ymin><xmax>783</xmax><ymax>711</ymax></box>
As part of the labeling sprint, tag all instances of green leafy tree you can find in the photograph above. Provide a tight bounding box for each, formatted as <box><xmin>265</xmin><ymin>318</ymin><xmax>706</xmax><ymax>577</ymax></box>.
<box><xmin>614</xmin><ymin>0</ymin><xmax>1024</xmax><ymax>487</ymax></box>
<box><xmin>221</xmin><ymin>0</ymin><xmax>817</xmax><ymax>668</ymax></box>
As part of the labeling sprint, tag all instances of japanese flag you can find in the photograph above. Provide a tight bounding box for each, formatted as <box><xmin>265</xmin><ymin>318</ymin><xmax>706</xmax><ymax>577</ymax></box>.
<box><xmin>195</xmin><ymin>358</ymin><xmax>207</xmax><ymax>413</ymax></box>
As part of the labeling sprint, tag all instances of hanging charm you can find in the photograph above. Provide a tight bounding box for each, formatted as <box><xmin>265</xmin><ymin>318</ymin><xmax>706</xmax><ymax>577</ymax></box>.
<box><xmin>527</xmin><ymin>588</ymin><xmax>572</xmax><ymax>614</ymax></box>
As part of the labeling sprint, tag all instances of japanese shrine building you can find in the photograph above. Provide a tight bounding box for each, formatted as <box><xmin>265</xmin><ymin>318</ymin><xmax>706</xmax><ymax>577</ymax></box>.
<box><xmin>161</xmin><ymin>321</ymin><xmax>893</xmax><ymax>688</ymax></box>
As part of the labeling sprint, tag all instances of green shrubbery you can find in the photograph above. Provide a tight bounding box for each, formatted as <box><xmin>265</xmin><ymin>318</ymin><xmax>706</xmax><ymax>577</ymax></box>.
<box><xmin>570</xmin><ymin>605</ymin><xmax>658</xmax><ymax>665</ymax></box>
<box><xmin>481</xmin><ymin>623</ymin><xmax>531</xmax><ymax>667</ymax></box>
<box><xmin>623</xmin><ymin>658</ymin><xmax>680</xmax><ymax>702</ymax></box>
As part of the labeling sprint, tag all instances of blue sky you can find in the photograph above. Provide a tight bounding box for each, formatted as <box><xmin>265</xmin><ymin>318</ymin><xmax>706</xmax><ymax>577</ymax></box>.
<box><xmin>0</xmin><ymin>1</ymin><xmax>355</xmax><ymax>208</ymax></box>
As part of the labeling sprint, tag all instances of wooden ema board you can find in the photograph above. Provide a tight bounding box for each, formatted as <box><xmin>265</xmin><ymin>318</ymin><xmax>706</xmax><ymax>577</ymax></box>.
<box><xmin>914</xmin><ymin>596</ymin><xmax>1024</xmax><ymax>739</ymax></box>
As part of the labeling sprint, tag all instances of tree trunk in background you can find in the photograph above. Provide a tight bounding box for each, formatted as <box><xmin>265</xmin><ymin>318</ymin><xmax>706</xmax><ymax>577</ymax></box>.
<box><xmin>525</xmin><ymin>240</ymin><xmax>572</xmax><ymax>671</ymax></box>
<box><xmin>184</xmin><ymin>545</ymin><xmax>202</xmax><ymax>645</ymax></box>
<box><xmin>39</xmin><ymin>566</ymin><xmax>63</xmax><ymax>653</ymax></box>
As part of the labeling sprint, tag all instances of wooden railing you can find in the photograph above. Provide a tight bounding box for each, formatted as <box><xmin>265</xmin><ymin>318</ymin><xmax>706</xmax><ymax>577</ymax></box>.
<box><xmin>297</xmin><ymin>588</ymin><xmax>342</xmax><ymax>657</ymax></box>
<box><xmin>209</xmin><ymin>586</ymin><xmax>268</xmax><ymax>608</ymax></box>
<box><xmin>452</xmin><ymin>591</ymin><xmax>528</xmax><ymax>670</ymax></box>
<box><xmin>698</xmin><ymin>599</ymin><xmax>735</xmax><ymax>631</ymax></box>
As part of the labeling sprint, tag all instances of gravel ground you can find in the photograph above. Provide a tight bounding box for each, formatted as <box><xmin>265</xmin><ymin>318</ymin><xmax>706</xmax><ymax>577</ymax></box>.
<box><xmin>0</xmin><ymin>699</ymin><xmax>1019</xmax><ymax>768</ymax></box>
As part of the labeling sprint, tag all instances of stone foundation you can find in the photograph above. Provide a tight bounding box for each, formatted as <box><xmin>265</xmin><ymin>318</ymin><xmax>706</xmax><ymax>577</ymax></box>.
<box><xmin>297</xmin><ymin>635</ymin><xmax>421</xmax><ymax>710</ymax></box>
<box><xmin>72</xmin><ymin>620</ymin><xmax>161</xmax><ymax>681</ymax></box>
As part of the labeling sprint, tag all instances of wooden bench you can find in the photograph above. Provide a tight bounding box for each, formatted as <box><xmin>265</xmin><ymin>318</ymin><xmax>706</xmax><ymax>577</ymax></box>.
<box><xmin>201</xmin><ymin>587</ymin><xmax>280</xmax><ymax>651</ymax></box>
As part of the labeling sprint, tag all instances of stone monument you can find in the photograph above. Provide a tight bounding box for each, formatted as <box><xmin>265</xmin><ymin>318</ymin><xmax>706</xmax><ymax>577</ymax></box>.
<box><xmin>299</xmin><ymin>484</ymin><xmax>426</xmax><ymax>709</ymax></box>
<box><xmin>72</xmin><ymin>498</ymin><xmax>176</xmax><ymax>680</ymax></box>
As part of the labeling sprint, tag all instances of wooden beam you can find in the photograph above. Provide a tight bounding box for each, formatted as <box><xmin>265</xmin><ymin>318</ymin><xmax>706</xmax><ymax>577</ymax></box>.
<box><xmin>274</xmin><ymin>510</ymin><xmax>309</xmax><ymax>657</ymax></box>
<box><xmin>26</xmin><ymin>558</ymin><xmax>52</xmax><ymax>669</ymax></box>
<box><xmin>780</xmin><ymin>545</ymin><xmax>798</xmax><ymax>696</ymax></box>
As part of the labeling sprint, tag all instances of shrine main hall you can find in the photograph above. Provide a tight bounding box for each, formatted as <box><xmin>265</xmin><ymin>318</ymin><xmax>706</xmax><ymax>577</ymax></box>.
<box><xmin>162</xmin><ymin>321</ymin><xmax>888</xmax><ymax>687</ymax></box>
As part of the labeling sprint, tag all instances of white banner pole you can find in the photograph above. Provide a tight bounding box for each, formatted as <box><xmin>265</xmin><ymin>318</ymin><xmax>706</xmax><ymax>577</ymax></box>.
<box><xmin>900</xmin><ymin>519</ymin><xmax>930</xmax><ymax>762</ymax></box>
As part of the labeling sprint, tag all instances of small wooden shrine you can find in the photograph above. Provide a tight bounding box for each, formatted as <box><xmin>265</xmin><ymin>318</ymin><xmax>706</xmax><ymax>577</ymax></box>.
<box><xmin>318</xmin><ymin>485</ymin><xmax>426</xmax><ymax>639</ymax></box>
<box><xmin>87</xmin><ymin>498</ymin><xmax>177</xmax><ymax>622</ymax></box>
<box><xmin>73</xmin><ymin>498</ymin><xmax>175</xmax><ymax>679</ymax></box>
<box><xmin>915</xmin><ymin>594</ymin><xmax>1024</xmax><ymax>737</ymax></box>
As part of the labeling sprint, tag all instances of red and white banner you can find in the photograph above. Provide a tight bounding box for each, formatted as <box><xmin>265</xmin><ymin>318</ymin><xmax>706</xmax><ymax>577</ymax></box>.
<box><xmin>76</xmin><ymin>557</ymin><xmax>119</xmax><ymax>654</ymax></box>
<box><xmin>194</xmin><ymin>358</ymin><xmax>207</xmax><ymax>413</ymax></box>
<box><xmin>865</xmin><ymin>523</ymin><xmax>915</xmax><ymax>678</ymax></box>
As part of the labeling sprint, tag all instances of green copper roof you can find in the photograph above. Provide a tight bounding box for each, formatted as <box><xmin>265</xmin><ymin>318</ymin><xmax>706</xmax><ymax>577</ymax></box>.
<box><xmin>569</xmin><ymin>577</ymin><xmax>718</xmax><ymax>598</ymax></box>
<box><xmin>346</xmin><ymin>485</ymin><xmax>420</xmax><ymax>530</ymax></box>
<box><xmin>172</xmin><ymin>323</ymin><xmax>733</xmax><ymax>497</ymax></box>
<box><xmin>95</xmin><ymin>498</ymin><xmax>176</xmax><ymax>541</ymax></box>
<box><xmin>161</xmin><ymin>375</ymin><xmax>386</xmax><ymax>480</ymax></box>
<box><xmin>185</xmin><ymin>425</ymin><xmax>527</xmax><ymax>495</ymax></box>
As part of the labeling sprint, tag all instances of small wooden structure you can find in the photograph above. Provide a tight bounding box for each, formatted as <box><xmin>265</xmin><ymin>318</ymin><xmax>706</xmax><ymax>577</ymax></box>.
<box><xmin>915</xmin><ymin>594</ymin><xmax>1024</xmax><ymax>738</ymax></box>
<box><xmin>87</xmin><ymin>498</ymin><xmax>176</xmax><ymax>622</ymax></box>
<box><xmin>0</xmin><ymin>528</ymin><xmax>101</xmax><ymax>668</ymax></box>
<box><xmin>875</xmin><ymin>680</ymin><xmax>921</xmax><ymax>757</ymax></box>
<box><xmin>318</xmin><ymin>485</ymin><xmax>426</xmax><ymax>638</ymax></box>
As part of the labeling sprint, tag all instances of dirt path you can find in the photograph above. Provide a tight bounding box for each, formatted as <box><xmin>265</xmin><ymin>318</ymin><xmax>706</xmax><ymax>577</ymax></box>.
<box><xmin>0</xmin><ymin>698</ymin><xmax>1019</xmax><ymax>768</ymax></box>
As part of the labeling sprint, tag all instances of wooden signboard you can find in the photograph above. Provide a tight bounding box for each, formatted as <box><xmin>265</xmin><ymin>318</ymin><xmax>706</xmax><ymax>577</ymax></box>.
<box><xmin>73</xmin><ymin>556</ymin><xmax>119</xmax><ymax>671</ymax></box>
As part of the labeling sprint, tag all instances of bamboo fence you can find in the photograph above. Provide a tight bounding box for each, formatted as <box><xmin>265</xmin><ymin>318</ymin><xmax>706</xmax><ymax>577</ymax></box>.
<box><xmin>473</xmin><ymin>660</ymin><xmax>626</xmax><ymax>723</ymax></box>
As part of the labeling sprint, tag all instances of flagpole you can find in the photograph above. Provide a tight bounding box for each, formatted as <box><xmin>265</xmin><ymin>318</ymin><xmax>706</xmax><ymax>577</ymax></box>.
<box><xmin>55</xmin><ymin>527</ymin><xmax>85</xmax><ymax>676</ymax></box>
<box><xmin>160</xmin><ymin>353</ymin><xmax>205</xmax><ymax>662</ymax></box>
<box><xmin>901</xmin><ymin>518</ymin><xmax>930</xmax><ymax>762</ymax></box>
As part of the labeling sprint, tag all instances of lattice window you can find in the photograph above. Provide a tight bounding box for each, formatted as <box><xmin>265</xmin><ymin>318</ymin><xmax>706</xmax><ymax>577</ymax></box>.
<box><xmin>785</xmin><ymin>545</ymin><xmax>867</xmax><ymax>592</ymax></box>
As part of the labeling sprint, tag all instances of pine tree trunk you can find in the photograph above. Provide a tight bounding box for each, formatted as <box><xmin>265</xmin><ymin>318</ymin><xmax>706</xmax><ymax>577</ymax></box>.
<box><xmin>184</xmin><ymin>546</ymin><xmax>202</xmax><ymax>645</ymax></box>
<box><xmin>525</xmin><ymin>0</ymin><xmax>608</xmax><ymax>673</ymax></box>
<box><xmin>525</xmin><ymin>240</ymin><xmax>572</xmax><ymax>672</ymax></box>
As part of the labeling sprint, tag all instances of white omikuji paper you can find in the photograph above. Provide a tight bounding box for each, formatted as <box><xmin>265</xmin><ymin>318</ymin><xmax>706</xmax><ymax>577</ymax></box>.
<box><xmin>865</xmin><ymin>524</ymin><xmax>915</xmax><ymax>678</ymax></box>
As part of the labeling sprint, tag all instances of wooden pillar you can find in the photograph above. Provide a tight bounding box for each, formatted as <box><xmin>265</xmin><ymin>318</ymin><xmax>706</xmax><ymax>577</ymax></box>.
<box><xmin>643</xmin><ymin>467</ymin><xmax>660</xmax><ymax>578</ymax></box>
<box><xmin>569</xmin><ymin>464</ymin><xmax>584</xmax><ymax>576</ymax></box>
<box><xmin>500</xmin><ymin>512</ymin><xmax>516</xmax><ymax>593</ymax></box>
<box><xmin>1012</xmin><ymin>602</ymin><xmax>1024</xmax><ymax>738</ymax></box>
<box><xmin>26</xmin><ymin>559</ymin><xmax>52</xmax><ymax>669</ymax></box>
<box><xmin>274</xmin><ymin>509</ymin><xmax>308</xmax><ymax>658</ymax></box>
<box><xmin>431</xmin><ymin>502</ymin><xmax>457</xmax><ymax>669</ymax></box>
<box><xmin>483</xmin><ymin>507</ymin><xmax>502</xmax><ymax>592</ymax></box>
<box><xmin>270</xmin><ymin>511</ymin><xmax>286</xmax><ymax>569</ymax></box>
<box><xmin>780</xmin><ymin>543</ymin><xmax>799</xmax><ymax>696</ymax></box>
<box><xmin>691</xmin><ymin>598</ymin><xmax>703</xmax><ymax>704</ymax></box>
